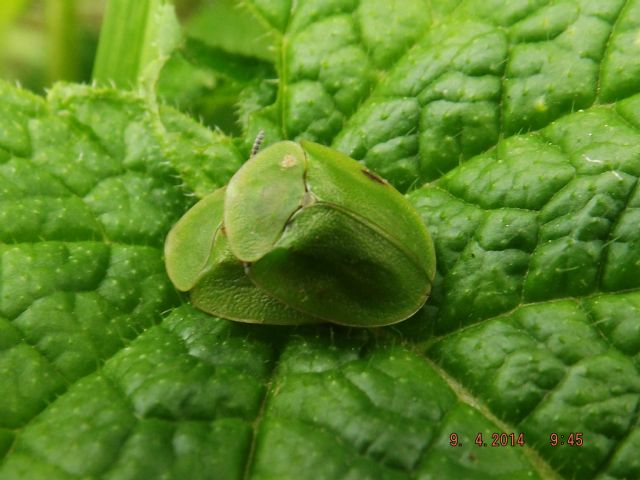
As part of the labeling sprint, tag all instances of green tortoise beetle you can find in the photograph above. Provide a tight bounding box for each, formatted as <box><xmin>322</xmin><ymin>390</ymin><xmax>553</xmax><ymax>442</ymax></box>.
<box><xmin>164</xmin><ymin>136</ymin><xmax>436</xmax><ymax>327</ymax></box>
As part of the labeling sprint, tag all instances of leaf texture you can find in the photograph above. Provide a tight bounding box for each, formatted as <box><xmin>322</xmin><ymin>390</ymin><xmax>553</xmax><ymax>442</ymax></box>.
<box><xmin>2</xmin><ymin>1</ymin><xmax>640</xmax><ymax>479</ymax></box>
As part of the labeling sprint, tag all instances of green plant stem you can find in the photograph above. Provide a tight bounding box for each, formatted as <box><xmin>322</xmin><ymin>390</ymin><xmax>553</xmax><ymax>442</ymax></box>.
<box><xmin>92</xmin><ymin>0</ymin><xmax>181</xmax><ymax>89</ymax></box>
<box><xmin>92</xmin><ymin>0</ymin><xmax>156</xmax><ymax>87</ymax></box>
<box><xmin>46</xmin><ymin>0</ymin><xmax>79</xmax><ymax>83</ymax></box>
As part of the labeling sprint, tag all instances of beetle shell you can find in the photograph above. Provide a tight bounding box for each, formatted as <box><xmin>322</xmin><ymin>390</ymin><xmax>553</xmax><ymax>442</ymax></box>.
<box><xmin>164</xmin><ymin>140</ymin><xmax>436</xmax><ymax>327</ymax></box>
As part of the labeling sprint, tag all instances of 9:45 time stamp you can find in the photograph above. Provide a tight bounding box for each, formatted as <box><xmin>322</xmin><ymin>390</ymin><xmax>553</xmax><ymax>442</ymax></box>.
<box><xmin>449</xmin><ymin>432</ymin><xmax>585</xmax><ymax>447</ymax></box>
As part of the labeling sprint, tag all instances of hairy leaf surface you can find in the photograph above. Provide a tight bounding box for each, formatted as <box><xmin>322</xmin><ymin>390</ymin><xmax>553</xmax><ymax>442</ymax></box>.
<box><xmin>2</xmin><ymin>1</ymin><xmax>640</xmax><ymax>479</ymax></box>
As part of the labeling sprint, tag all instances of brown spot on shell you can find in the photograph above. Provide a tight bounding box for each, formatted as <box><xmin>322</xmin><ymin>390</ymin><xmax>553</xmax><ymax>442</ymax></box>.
<box><xmin>362</xmin><ymin>168</ymin><xmax>387</xmax><ymax>185</ymax></box>
<box><xmin>281</xmin><ymin>154</ymin><xmax>298</xmax><ymax>168</ymax></box>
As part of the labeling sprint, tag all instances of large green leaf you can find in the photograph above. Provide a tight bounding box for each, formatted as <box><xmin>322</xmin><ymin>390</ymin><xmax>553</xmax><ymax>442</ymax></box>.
<box><xmin>2</xmin><ymin>1</ymin><xmax>640</xmax><ymax>479</ymax></box>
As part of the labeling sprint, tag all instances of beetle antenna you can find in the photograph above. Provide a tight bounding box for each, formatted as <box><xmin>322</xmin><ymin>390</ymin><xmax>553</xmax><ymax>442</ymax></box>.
<box><xmin>251</xmin><ymin>130</ymin><xmax>265</xmax><ymax>157</ymax></box>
